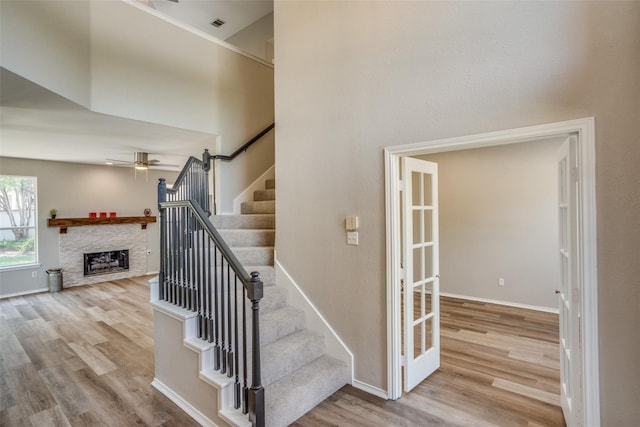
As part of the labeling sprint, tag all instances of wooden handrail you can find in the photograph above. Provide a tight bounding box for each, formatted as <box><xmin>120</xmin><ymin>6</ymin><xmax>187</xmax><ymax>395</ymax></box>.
<box><xmin>210</xmin><ymin>123</ymin><xmax>274</xmax><ymax>162</ymax></box>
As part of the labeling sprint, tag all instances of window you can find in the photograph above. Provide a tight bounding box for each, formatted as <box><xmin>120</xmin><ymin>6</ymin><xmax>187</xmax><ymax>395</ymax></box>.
<box><xmin>0</xmin><ymin>175</ymin><xmax>37</xmax><ymax>268</ymax></box>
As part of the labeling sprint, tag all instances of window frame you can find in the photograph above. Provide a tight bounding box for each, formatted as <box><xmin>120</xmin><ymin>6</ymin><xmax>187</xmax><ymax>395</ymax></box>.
<box><xmin>0</xmin><ymin>175</ymin><xmax>39</xmax><ymax>270</ymax></box>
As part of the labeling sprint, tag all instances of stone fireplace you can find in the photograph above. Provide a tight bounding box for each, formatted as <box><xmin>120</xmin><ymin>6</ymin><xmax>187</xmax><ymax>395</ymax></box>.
<box><xmin>59</xmin><ymin>224</ymin><xmax>147</xmax><ymax>287</ymax></box>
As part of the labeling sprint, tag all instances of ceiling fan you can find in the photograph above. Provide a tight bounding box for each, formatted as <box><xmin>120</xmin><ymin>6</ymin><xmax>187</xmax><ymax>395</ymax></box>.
<box><xmin>106</xmin><ymin>152</ymin><xmax>179</xmax><ymax>170</ymax></box>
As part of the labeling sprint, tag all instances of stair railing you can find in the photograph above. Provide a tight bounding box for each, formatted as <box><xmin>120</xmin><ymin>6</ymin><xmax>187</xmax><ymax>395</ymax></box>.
<box><xmin>205</xmin><ymin>123</ymin><xmax>274</xmax><ymax>214</ymax></box>
<box><xmin>157</xmin><ymin>156</ymin><xmax>265</xmax><ymax>426</ymax></box>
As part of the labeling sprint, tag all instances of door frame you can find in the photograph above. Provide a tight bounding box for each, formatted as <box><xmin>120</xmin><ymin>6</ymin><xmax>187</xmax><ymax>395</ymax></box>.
<box><xmin>383</xmin><ymin>117</ymin><xmax>599</xmax><ymax>426</ymax></box>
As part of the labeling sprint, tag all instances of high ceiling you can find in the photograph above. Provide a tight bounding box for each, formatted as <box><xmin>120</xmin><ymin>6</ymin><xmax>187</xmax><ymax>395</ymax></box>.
<box><xmin>0</xmin><ymin>67</ymin><xmax>217</xmax><ymax>171</ymax></box>
<box><xmin>147</xmin><ymin>0</ymin><xmax>273</xmax><ymax>41</ymax></box>
<box><xmin>0</xmin><ymin>0</ymin><xmax>273</xmax><ymax>171</ymax></box>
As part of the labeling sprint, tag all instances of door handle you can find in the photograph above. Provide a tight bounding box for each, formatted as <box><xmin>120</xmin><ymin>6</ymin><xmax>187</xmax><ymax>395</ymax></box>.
<box><xmin>555</xmin><ymin>290</ymin><xmax>561</xmax><ymax>294</ymax></box>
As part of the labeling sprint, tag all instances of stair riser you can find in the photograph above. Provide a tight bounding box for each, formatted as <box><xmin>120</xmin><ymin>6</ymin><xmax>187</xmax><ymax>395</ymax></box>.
<box><xmin>229</xmin><ymin>248</ymin><xmax>274</xmax><ymax>266</ymax></box>
<box><xmin>211</xmin><ymin>214</ymin><xmax>275</xmax><ymax>230</ymax></box>
<box><xmin>253</xmin><ymin>189</ymin><xmax>276</xmax><ymax>201</ymax></box>
<box><xmin>265</xmin><ymin>356</ymin><xmax>350</xmax><ymax>427</ymax></box>
<box><xmin>265</xmin><ymin>178</ymin><xmax>275</xmax><ymax>190</ymax></box>
<box><xmin>260</xmin><ymin>307</ymin><xmax>306</xmax><ymax>346</ymax></box>
<box><xmin>218</xmin><ymin>229</ymin><xmax>275</xmax><ymax>247</ymax></box>
<box><xmin>241</xmin><ymin>200</ymin><xmax>275</xmax><ymax>215</ymax></box>
<box><xmin>261</xmin><ymin>331</ymin><xmax>326</xmax><ymax>387</ymax></box>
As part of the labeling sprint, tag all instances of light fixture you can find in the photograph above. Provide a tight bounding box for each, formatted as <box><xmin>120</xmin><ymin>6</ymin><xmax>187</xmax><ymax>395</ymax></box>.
<box><xmin>134</xmin><ymin>152</ymin><xmax>149</xmax><ymax>170</ymax></box>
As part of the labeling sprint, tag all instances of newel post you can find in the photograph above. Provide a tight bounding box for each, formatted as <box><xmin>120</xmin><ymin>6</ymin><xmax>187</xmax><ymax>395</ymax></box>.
<box><xmin>157</xmin><ymin>178</ymin><xmax>167</xmax><ymax>300</ymax></box>
<box><xmin>247</xmin><ymin>271</ymin><xmax>265</xmax><ymax>427</ymax></box>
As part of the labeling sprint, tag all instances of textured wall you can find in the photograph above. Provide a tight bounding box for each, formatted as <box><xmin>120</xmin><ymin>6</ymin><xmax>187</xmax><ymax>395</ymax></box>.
<box><xmin>419</xmin><ymin>137</ymin><xmax>563</xmax><ymax>310</ymax></box>
<box><xmin>274</xmin><ymin>2</ymin><xmax>640</xmax><ymax>424</ymax></box>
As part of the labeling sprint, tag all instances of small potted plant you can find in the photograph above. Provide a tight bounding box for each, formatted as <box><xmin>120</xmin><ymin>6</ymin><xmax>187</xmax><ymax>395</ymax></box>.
<box><xmin>49</xmin><ymin>208</ymin><xmax>57</xmax><ymax>219</ymax></box>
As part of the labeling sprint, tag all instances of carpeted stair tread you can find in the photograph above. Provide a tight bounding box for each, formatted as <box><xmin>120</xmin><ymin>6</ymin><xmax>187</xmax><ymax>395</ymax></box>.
<box><xmin>260</xmin><ymin>306</ymin><xmax>306</xmax><ymax>346</ymax></box>
<box><xmin>265</xmin><ymin>178</ymin><xmax>275</xmax><ymax>190</ymax></box>
<box><xmin>253</xmin><ymin>189</ymin><xmax>276</xmax><ymax>201</ymax></box>
<box><xmin>261</xmin><ymin>329</ymin><xmax>326</xmax><ymax>387</ymax></box>
<box><xmin>219</xmin><ymin>229</ymin><xmax>275</xmax><ymax>247</ymax></box>
<box><xmin>258</xmin><ymin>285</ymin><xmax>288</xmax><ymax>314</ymax></box>
<box><xmin>241</xmin><ymin>200</ymin><xmax>275</xmax><ymax>215</ymax></box>
<box><xmin>231</xmin><ymin>246</ymin><xmax>274</xmax><ymax>266</ymax></box>
<box><xmin>264</xmin><ymin>355</ymin><xmax>350</xmax><ymax>427</ymax></box>
<box><xmin>211</xmin><ymin>214</ymin><xmax>275</xmax><ymax>230</ymax></box>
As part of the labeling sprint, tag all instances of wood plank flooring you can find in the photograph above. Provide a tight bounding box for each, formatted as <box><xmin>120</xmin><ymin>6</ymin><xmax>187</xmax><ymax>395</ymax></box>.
<box><xmin>293</xmin><ymin>297</ymin><xmax>565</xmax><ymax>427</ymax></box>
<box><xmin>0</xmin><ymin>276</ymin><xmax>199</xmax><ymax>427</ymax></box>
<box><xmin>1</xmin><ymin>278</ymin><xmax>565</xmax><ymax>426</ymax></box>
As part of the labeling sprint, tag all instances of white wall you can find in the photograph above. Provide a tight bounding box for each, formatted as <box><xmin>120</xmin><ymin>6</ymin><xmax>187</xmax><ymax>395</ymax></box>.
<box><xmin>274</xmin><ymin>2</ymin><xmax>640</xmax><ymax>424</ymax></box>
<box><xmin>0</xmin><ymin>0</ymin><xmax>91</xmax><ymax>108</ymax></box>
<box><xmin>419</xmin><ymin>138</ymin><xmax>562</xmax><ymax>310</ymax></box>
<box><xmin>226</xmin><ymin>12</ymin><xmax>274</xmax><ymax>62</ymax></box>
<box><xmin>0</xmin><ymin>157</ymin><xmax>178</xmax><ymax>298</ymax></box>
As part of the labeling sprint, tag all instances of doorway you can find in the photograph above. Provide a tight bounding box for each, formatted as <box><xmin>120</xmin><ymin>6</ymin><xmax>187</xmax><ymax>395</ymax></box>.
<box><xmin>384</xmin><ymin>118</ymin><xmax>599</xmax><ymax>427</ymax></box>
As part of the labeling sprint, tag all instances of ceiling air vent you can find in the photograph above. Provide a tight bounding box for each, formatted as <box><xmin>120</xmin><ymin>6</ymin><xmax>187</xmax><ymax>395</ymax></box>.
<box><xmin>210</xmin><ymin>18</ymin><xmax>225</xmax><ymax>28</ymax></box>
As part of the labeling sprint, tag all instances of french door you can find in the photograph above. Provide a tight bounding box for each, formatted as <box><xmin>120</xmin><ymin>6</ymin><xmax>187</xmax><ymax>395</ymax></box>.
<box><xmin>402</xmin><ymin>156</ymin><xmax>440</xmax><ymax>392</ymax></box>
<box><xmin>557</xmin><ymin>136</ymin><xmax>582</xmax><ymax>427</ymax></box>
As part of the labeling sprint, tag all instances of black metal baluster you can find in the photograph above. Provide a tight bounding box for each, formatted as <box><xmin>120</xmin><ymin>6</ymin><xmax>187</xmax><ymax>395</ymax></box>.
<box><xmin>233</xmin><ymin>275</ymin><xmax>241</xmax><ymax>408</ymax></box>
<box><xmin>227</xmin><ymin>264</ymin><xmax>233</xmax><ymax>378</ymax></box>
<box><xmin>220</xmin><ymin>257</ymin><xmax>227</xmax><ymax>374</ymax></box>
<box><xmin>213</xmin><ymin>246</ymin><xmax>221</xmax><ymax>370</ymax></box>
<box><xmin>242</xmin><ymin>284</ymin><xmax>248</xmax><ymax>414</ymax></box>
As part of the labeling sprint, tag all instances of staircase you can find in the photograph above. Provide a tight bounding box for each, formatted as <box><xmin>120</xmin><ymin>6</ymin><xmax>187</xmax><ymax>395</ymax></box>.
<box><xmin>153</xmin><ymin>177</ymin><xmax>349</xmax><ymax>427</ymax></box>
<box><xmin>214</xmin><ymin>178</ymin><xmax>349</xmax><ymax>426</ymax></box>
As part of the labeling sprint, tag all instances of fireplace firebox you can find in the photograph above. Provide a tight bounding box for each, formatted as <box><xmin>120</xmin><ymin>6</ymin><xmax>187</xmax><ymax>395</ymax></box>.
<box><xmin>83</xmin><ymin>250</ymin><xmax>129</xmax><ymax>277</ymax></box>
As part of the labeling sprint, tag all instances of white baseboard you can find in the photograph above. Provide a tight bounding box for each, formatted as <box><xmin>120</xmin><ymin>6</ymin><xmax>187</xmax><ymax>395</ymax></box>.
<box><xmin>151</xmin><ymin>378</ymin><xmax>220</xmax><ymax>427</ymax></box>
<box><xmin>275</xmin><ymin>258</ymin><xmax>354</xmax><ymax>382</ymax></box>
<box><xmin>0</xmin><ymin>287</ymin><xmax>49</xmax><ymax>300</ymax></box>
<box><xmin>440</xmin><ymin>292</ymin><xmax>559</xmax><ymax>314</ymax></box>
<box><xmin>352</xmin><ymin>380</ymin><xmax>388</xmax><ymax>400</ymax></box>
<box><xmin>232</xmin><ymin>165</ymin><xmax>275</xmax><ymax>214</ymax></box>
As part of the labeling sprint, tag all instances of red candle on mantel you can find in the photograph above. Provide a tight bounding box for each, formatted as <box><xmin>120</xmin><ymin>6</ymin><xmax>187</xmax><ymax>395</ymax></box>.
<box><xmin>109</xmin><ymin>212</ymin><xmax>117</xmax><ymax>218</ymax></box>
<box><xmin>99</xmin><ymin>212</ymin><xmax>107</xmax><ymax>218</ymax></box>
<box><xmin>89</xmin><ymin>212</ymin><xmax>97</xmax><ymax>218</ymax></box>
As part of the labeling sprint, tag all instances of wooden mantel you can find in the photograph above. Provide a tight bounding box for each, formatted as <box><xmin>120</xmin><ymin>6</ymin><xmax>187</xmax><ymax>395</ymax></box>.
<box><xmin>48</xmin><ymin>216</ymin><xmax>157</xmax><ymax>234</ymax></box>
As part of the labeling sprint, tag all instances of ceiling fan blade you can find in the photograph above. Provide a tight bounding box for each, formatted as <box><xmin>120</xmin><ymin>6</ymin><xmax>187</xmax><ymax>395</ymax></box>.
<box><xmin>149</xmin><ymin>163</ymin><xmax>180</xmax><ymax>168</ymax></box>
<box><xmin>106</xmin><ymin>158</ymin><xmax>134</xmax><ymax>164</ymax></box>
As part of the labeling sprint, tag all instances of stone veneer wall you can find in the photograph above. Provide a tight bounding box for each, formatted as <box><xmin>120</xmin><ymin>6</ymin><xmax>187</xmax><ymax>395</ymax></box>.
<box><xmin>59</xmin><ymin>224</ymin><xmax>147</xmax><ymax>287</ymax></box>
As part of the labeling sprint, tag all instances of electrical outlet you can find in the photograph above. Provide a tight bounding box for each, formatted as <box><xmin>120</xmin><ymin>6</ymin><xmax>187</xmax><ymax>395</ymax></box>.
<box><xmin>32</xmin><ymin>271</ymin><xmax>38</xmax><ymax>278</ymax></box>
<box><xmin>347</xmin><ymin>231</ymin><xmax>359</xmax><ymax>246</ymax></box>
<box><xmin>498</xmin><ymin>277</ymin><xmax>504</xmax><ymax>286</ymax></box>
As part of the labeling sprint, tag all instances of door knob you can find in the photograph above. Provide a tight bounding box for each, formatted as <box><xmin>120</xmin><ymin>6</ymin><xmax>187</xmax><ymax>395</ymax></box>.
<box><xmin>555</xmin><ymin>290</ymin><xmax>561</xmax><ymax>294</ymax></box>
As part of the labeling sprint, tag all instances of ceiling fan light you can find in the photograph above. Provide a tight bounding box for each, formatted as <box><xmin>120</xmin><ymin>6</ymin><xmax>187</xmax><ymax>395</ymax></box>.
<box><xmin>135</xmin><ymin>165</ymin><xmax>148</xmax><ymax>170</ymax></box>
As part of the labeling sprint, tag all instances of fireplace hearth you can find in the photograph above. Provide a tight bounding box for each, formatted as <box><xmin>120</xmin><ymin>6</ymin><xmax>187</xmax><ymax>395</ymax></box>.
<box><xmin>84</xmin><ymin>250</ymin><xmax>129</xmax><ymax>277</ymax></box>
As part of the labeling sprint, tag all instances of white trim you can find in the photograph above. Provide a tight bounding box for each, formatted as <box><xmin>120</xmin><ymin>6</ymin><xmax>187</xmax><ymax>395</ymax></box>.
<box><xmin>151</xmin><ymin>378</ymin><xmax>220</xmax><ymax>427</ymax></box>
<box><xmin>384</xmin><ymin>117</ymin><xmax>599</xmax><ymax>426</ymax></box>
<box><xmin>0</xmin><ymin>263</ymin><xmax>41</xmax><ymax>272</ymax></box>
<box><xmin>384</xmin><ymin>147</ymin><xmax>403</xmax><ymax>400</ymax></box>
<box><xmin>150</xmin><ymin>298</ymin><xmax>197</xmax><ymax>322</ymax></box>
<box><xmin>275</xmin><ymin>258</ymin><xmax>355</xmax><ymax>383</ymax></box>
<box><xmin>121</xmin><ymin>0</ymin><xmax>273</xmax><ymax>69</ymax></box>
<box><xmin>352</xmin><ymin>380</ymin><xmax>388</xmax><ymax>400</ymax></box>
<box><xmin>232</xmin><ymin>165</ymin><xmax>275</xmax><ymax>214</ymax></box>
<box><xmin>0</xmin><ymin>287</ymin><xmax>49</xmax><ymax>300</ymax></box>
<box><xmin>440</xmin><ymin>292</ymin><xmax>559</xmax><ymax>314</ymax></box>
